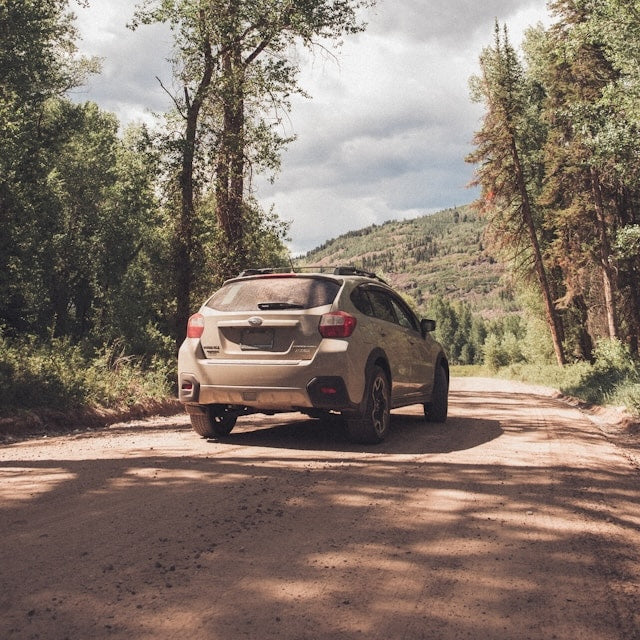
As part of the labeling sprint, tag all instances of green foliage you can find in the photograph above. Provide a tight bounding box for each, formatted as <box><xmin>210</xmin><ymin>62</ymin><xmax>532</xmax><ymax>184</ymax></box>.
<box><xmin>483</xmin><ymin>337</ymin><xmax>640</xmax><ymax>417</ymax></box>
<box><xmin>421</xmin><ymin>292</ymin><xmax>533</xmax><ymax>369</ymax></box>
<box><xmin>468</xmin><ymin>4</ymin><xmax>640</xmax><ymax>362</ymax></box>
<box><xmin>299</xmin><ymin>208</ymin><xmax>558</xmax><ymax>370</ymax></box>
<box><xmin>457</xmin><ymin>338</ymin><xmax>640</xmax><ymax>417</ymax></box>
<box><xmin>612</xmin><ymin>384</ymin><xmax>640</xmax><ymax>415</ymax></box>
<box><xmin>0</xmin><ymin>0</ymin><xmax>97</xmax><ymax>110</ymax></box>
<box><xmin>482</xmin><ymin>334</ymin><xmax>508</xmax><ymax>371</ymax></box>
<box><xmin>1</xmin><ymin>97</ymin><xmax>169</xmax><ymax>357</ymax></box>
<box><xmin>0</xmin><ymin>0</ymin><xmax>296</xmax><ymax>374</ymax></box>
<box><xmin>133</xmin><ymin>0</ymin><xmax>374</xmax><ymax>339</ymax></box>
<box><xmin>494</xmin><ymin>339</ymin><xmax>640</xmax><ymax>417</ymax></box>
<box><xmin>0</xmin><ymin>333</ymin><xmax>172</xmax><ymax>415</ymax></box>
<box><xmin>521</xmin><ymin>316</ymin><xmax>556</xmax><ymax>365</ymax></box>
<box><xmin>615</xmin><ymin>225</ymin><xmax>640</xmax><ymax>260</ymax></box>
<box><xmin>480</xmin><ymin>323</ymin><xmax>527</xmax><ymax>371</ymax></box>
<box><xmin>563</xmin><ymin>339</ymin><xmax>640</xmax><ymax>405</ymax></box>
<box><xmin>468</xmin><ymin>21</ymin><xmax>567</xmax><ymax>365</ymax></box>
<box><xmin>426</xmin><ymin>297</ymin><xmax>483</xmax><ymax>365</ymax></box>
<box><xmin>1</xmin><ymin>0</ymin><xmax>98</xmax><ymax>335</ymax></box>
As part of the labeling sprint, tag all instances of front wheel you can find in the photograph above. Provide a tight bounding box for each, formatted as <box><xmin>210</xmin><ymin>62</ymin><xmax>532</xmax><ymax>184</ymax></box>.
<box><xmin>190</xmin><ymin>404</ymin><xmax>238</xmax><ymax>438</ymax></box>
<box><xmin>346</xmin><ymin>366</ymin><xmax>390</xmax><ymax>444</ymax></box>
<box><xmin>424</xmin><ymin>365</ymin><xmax>448</xmax><ymax>423</ymax></box>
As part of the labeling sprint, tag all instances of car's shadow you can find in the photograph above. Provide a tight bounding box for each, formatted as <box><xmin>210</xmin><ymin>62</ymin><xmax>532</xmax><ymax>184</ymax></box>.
<box><xmin>205</xmin><ymin>409</ymin><xmax>502</xmax><ymax>455</ymax></box>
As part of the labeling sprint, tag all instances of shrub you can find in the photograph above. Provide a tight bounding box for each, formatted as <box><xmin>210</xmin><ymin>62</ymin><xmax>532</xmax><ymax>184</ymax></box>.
<box><xmin>0</xmin><ymin>332</ymin><xmax>173</xmax><ymax>415</ymax></box>
<box><xmin>483</xmin><ymin>334</ymin><xmax>509</xmax><ymax>370</ymax></box>
<box><xmin>561</xmin><ymin>339</ymin><xmax>640</xmax><ymax>407</ymax></box>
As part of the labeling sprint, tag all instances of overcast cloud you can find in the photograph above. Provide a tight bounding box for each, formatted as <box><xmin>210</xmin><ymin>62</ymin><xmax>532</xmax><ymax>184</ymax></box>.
<box><xmin>73</xmin><ymin>0</ymin><xmax>550</xmax><ymax>254</ymax></box>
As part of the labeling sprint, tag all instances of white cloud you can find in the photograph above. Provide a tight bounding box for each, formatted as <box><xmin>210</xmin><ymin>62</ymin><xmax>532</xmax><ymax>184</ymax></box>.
<box><xmin>255</xmin><ymin>0</ymin><xmax>550</xmax><ymax>253</ymax></box>
<box><xmin>72</xmin><ymin>0</ymin><xmax>550</xmax><ymax>254</ymax></box>
<box><xmin>72</xmin><ymin>1</ymin><xmax>173</xmax><ymax>126</ymax></box>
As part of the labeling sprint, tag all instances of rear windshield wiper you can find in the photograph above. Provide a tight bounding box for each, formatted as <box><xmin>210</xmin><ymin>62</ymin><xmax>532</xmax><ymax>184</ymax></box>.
<box><xmin>257</xmin><ymin>302</ymin><xmax>305</xmax><ymax>310</ymax></box>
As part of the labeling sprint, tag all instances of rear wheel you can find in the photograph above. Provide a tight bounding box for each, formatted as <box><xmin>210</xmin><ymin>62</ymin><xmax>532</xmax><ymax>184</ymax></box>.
<box><xmin>346</xmin><ymin>366</ymin><xmax>390</xmax><ymax>444</ymax></box>
<box><xmin>190</xmin><ymin>404</ymin><xmax>238</xmax><ymax>438</ymax></box>
<box><xmin>424</xmin><ymin>365</ymin><xmax>448</xmax><ymax>423</ymax></box>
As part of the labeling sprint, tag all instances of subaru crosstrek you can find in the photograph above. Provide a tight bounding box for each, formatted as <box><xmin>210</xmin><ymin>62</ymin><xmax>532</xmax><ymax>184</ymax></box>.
<box><xmin>178</xmin><ymin>267</ymin><xmax>449</xmax><ymax>443</ymax></box>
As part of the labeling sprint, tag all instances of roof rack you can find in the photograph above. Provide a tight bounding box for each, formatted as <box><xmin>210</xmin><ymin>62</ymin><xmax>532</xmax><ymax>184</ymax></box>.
<box><xmin>237</xmin><ymin>265</ymin><xmax>387</xmax><ymax>285</ymax></box>
<box><xmin>236</xmin><ymin>268</ymin><xmax>291</xmax><ymax>277</ymax></box>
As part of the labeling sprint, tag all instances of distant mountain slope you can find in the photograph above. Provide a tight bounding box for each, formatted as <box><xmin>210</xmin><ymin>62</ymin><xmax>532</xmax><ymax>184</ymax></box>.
<box><xmin>298</xmin><ymin>205</ymin><xmax>517</xmax><ymax>317</ymax></box>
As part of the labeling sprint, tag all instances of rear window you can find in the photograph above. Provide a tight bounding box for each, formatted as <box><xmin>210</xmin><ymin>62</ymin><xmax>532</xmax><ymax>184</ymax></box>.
<box><xmin>206</xmin><ymin>276</ymin><xmax>341</xmax><ymax>312</ymax></box>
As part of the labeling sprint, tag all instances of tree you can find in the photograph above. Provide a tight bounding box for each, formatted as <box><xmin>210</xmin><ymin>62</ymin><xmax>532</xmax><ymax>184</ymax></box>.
<box><xmin>468</xmin><ymin>23</ymin><xmax>566</xmax><ymax>365</ymax></box>
<box><xmin>132</xmin><ymin>0</ymin><xmax>374</xmax><ymax>344</ymax></box>
<box><xmin>0</xmin><ymin>0</ymin><xmax>98</xmax><ymax>334</ymax></box>
<box><xmin>582</xmin><ymin>0</ymin><xmax>640</xmax><ymax>354</ymax></box>
<box><xmin>525</xmin><ymin>1</ymin><xmax>640</xmax><ymax>355</ymax></box>
<box><xmin>42</xmin><ymin>100</ymin><xmax>120</xmax><ymax>339</ymax></box>
<box><xmin>4</xmin><ymin>98</ymin><xmax>165</xmax><ymax>352</ymax></box>
<box><xmin>532</xmin><ymin>2</ymin><xmax>620</xmax><ymax>340</ymax></box>
<box><xmin>89</xmin><ymin>123</ymin><xmax>169</xmax><ymax>356</ymax></box>
<box><xmin>426</xmin><ymin>296</ymin><xmax>486</xmax><ymax>366</ymax></box>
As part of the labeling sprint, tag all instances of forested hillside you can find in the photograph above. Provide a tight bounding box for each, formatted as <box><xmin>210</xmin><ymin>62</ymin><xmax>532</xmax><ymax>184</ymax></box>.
<box><xmin>300</xmin><ymin>206</ymin><xmax>513</xmax><ymax>317</ymax></box>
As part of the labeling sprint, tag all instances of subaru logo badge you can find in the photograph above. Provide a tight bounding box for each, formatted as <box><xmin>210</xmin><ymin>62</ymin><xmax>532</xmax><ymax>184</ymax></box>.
<box><xmin>248</xmin><ymin>316</ymin><xmax>263</xmax><ymax>327</ymax></box>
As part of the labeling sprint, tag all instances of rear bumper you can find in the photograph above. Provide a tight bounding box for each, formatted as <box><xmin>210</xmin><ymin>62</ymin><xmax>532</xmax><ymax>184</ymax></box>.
<box><xmin>178</xmin><ymin>341</ymin><xmax>363</xmax><ymax>412</ymax></box>
<box><xmin>179</xmin><ymin>376</ymin><xmax>356</xmax><ymax>412</ymax></box>
<box><xmin>187</xmin><ymin>381</ymin><xmax>311</xmax><ymax>409</ymax></box>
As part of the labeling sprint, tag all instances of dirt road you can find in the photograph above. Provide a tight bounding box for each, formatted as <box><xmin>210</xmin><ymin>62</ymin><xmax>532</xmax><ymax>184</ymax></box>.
<box><xmin>1</xmin><ymin>377</ymin><xmax>639</xmax><ymax>640</ymax></box>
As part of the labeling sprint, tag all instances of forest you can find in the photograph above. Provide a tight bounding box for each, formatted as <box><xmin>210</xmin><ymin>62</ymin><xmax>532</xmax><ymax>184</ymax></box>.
<box><xmin>0</xmin><ymin>0</ymin><xmax>368</xmax><ymax>415</ymax></box>
<box><xmin>465</xmin><ymin>0</ymin><xmax>640</xmax><ymax>413</ymax></box>
<box><xmin>1</xmin><ymin>0</ymin><xmax>639</xmax><ymax>420</ymax></box>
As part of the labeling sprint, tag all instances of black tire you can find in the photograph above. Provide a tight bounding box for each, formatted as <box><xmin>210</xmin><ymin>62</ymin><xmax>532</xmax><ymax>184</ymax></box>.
<box><xmin>424</xmin><ymin>365</ymin><xmax>448</xmax><ymax>423</ymax></box>
<box><xmin>346</xmin><ymin>366</ymin><xmax>391</xmax><ymax>444</ymax></box>
<box><xmin>190</xmin><ymin>404</ymin><xmax>238</xmax><ymax>438</ymax></box>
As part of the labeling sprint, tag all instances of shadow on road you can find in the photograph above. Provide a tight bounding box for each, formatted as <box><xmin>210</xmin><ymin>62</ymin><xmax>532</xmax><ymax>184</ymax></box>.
<box><xmin>212</xmin><ymin>412</ymin><xmax>503</xmax><ymax>455</ymax></box>
<box><xmin>197</xmin><ymin>389</ymin><xmax>503</xmax><ymax>455</ymax></box>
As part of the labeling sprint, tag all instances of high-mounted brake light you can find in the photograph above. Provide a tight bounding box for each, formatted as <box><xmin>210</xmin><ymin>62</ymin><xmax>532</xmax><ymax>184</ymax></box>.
<box><xmin>319</xmin><ymin>311</ymin><xmax>357</xmax><ymax>338</ymax></box>
<box><xmin>186</xmin><ymin>313</ymin><xmax>205</xmax><ymax>339</ymax></box>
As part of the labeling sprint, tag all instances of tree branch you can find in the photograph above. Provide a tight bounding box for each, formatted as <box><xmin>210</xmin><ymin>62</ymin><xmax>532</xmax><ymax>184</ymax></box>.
<box><xmin>155</xmin><ymin>75</ymin><xmax>186</xmax><ymax>119</ymax></box>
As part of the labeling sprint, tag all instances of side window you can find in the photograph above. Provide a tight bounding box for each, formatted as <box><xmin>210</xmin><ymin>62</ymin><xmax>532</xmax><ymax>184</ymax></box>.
<box><xmin>351</xmin><ymin>285</ymin><xmax>418</xmax><ymax>332</ymax></box>
<box><xmin>351</xmin><ymin>286</ymin><xmax>374</xmax><ymax>316</ymax></box>
<box><xmin>368</xmin><ymin>290</ymin><xmax>397</xmax><ymax>324</ymax></box>
<box><xmin>389</xmin><ymin>297</ymin><xmax>419</xmax><ymax>332</ymax></box>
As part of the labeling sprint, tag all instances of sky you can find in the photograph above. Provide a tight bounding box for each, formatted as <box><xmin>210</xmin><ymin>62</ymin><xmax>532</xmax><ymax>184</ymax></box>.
<box><xmin>72</xmin><ymin>0</ymin><xmax>551</xmax><ymax>255</ymax></box>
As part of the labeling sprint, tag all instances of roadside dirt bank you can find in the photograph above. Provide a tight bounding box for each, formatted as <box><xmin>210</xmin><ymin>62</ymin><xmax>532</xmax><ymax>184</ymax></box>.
<box><xmin>0</xmin><ymin>398</ymin><xmax>183</xmax><ymax>441</ymax></box>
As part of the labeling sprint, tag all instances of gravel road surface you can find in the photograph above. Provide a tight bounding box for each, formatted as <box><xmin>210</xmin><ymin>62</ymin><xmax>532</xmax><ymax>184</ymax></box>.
<box><xmin>1</xmin><ymin>377</ymin><xmax>639</xmax><ymax>640</ymax></box>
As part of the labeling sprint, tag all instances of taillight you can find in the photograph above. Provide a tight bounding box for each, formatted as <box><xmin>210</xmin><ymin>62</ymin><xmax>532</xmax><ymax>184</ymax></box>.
<box><xmin>319</xmin><ymin>311</ymin><xmax>357</xmax><ymax>338</ymax></box>
<box><xmin>186</xmin><ymin>313</ymin><xmax>205</xmax><ymax>339</ymax></box>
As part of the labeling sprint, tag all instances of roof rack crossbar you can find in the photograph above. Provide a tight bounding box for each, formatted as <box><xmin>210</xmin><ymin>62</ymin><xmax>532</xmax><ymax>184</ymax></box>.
<box><xmin>236</xmin><ymin>265</ymin><xmax>388</xmax><ymax>284</ymax></box>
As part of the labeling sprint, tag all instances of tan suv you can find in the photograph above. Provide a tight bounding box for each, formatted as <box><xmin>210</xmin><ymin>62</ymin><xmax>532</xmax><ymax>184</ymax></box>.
<box><xmin>178</xmin><ymin>267</ymin><xmax>449</xmax><ymax>443</ymax></box>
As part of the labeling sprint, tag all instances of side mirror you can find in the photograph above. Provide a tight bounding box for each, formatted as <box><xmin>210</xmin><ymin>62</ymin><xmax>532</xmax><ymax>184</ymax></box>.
<box><xmin>421</xmin><ymin>318</ymin><xmax>436</xmax><ymax>337</ymax></box>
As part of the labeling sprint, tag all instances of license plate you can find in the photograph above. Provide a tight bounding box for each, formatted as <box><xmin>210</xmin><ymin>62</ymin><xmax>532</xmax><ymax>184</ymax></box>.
<box><xmin>241</xmin><ymin>328</ymin><xmax>274</xmax><ymax>351</ymax></box>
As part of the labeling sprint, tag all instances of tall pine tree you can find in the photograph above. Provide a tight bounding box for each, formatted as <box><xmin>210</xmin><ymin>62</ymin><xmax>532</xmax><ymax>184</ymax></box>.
<box><xmin>468</xmin><ymin>23</ymin><xmax>566</xmax><ymax>365</ymax></box>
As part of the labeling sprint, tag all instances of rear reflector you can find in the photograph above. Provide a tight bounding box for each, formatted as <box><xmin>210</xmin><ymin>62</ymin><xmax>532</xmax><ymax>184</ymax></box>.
<box><xmin>318</xmin><ymin>311</ymin><xmax>357</xmax><ymax>338</ymax></box>
<box><xmin>186</xmin><ymin>313</ymin><xmax>205</xmax><ymax>339</ymax></box>
<box><xmin>320</xmin><ymin>386</ymin><xmax>338</xmax><ymax>395</ymax></box>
